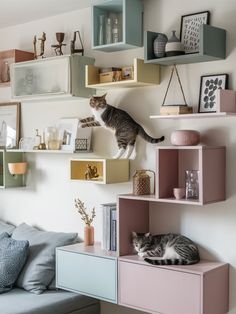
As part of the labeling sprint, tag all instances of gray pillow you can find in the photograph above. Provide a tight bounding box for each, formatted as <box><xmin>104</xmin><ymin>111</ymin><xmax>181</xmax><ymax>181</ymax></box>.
<box><xmin>0</xmin><ymin>232</ymin><xmax>29</xmax><ymax>294</ymax></box>
<box><xmin>12</xmin><ymin>223</ymin><xmax>77</xmax><ymax>294</ymax></box>
<box><xmin>0</xmin><ymin>220</ymin><xmax>15</xmax><ymax>235</ymax></box>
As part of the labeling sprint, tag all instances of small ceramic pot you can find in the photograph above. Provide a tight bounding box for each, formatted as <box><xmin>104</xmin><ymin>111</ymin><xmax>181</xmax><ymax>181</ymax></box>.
<box><xmin>171</xmin><ymin>130</ymin><xmax>200</xmax><ymax>146</ymax></box>
<box><xmin>173</xmin><ymin>188</ymin><xmax>185</xmax><ymax>200</ymax></box>
<box><xmin>8</xmin><ymin>162</ymin><xmax>27</xmax><ymax>175</ymax></box>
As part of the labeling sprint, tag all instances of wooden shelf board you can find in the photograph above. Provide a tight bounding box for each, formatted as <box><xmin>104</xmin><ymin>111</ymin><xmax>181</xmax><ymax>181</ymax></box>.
<box><xmin>86</xmin><ymin>80</ymin><xmax>154</xmax><ymax>89</ymax></box>
<box><xmin>150</xmin><ymin>112</ymin><xmax>236</xmax><ymax>119</ymax></box>
<box><xmin>119</xmin><ymin>194</ymin><xmax>201</xmax><ymax>205</ymax></box>
<box><xmin>0</xmin><ymin>82</ymin><xmax>10</xmax><ymax>87</ymax></box>
<box><xmin>58</xmin><ymin>242</ymin><xmax>118</xmax><ymax>259</ymax></box>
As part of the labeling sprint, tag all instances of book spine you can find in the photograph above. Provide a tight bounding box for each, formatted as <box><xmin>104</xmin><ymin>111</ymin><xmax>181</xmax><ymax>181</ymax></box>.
<box><xmin>110</xmin><ymin>207</ymin><xmax>117</xmax><ymax>251</ymax></box>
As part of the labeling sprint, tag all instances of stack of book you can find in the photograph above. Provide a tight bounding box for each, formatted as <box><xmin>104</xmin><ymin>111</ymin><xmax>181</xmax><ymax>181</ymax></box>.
<box><xmin>101</xmin><ymin>203</ymin><xmax>117</xmax><ymax>251</ymax></box>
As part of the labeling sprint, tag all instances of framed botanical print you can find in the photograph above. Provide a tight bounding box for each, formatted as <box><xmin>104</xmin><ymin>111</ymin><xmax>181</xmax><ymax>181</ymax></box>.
<box><xmin>198</xmin><ymin>74</ymin><xmax>228</xmax><ymax>113</ymax></box>
<box><xmin>180</xmin><ymin>11</ymin><xmax>210</xmax><ymax>54</ymax></box>
<box><xmin>0</xmin><ymin>102</ymin><xmax>20</xmax><ymax>148</ymax></box>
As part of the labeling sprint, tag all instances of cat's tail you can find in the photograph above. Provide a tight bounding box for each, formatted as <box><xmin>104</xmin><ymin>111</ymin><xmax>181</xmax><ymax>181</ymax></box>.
<box><xmin>144</xmin><ymin>258</ymin><xmax>200</xmax><ymax>265</ymax></box>
<box><xmin>138</xmin><ymin>126</ymin><xmax>165</xmax><ymax>144</ymax></box>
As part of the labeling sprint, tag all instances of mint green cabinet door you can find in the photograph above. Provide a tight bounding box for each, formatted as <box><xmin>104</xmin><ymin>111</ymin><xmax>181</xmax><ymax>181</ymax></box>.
<box><xmin>56</xmin><ymin>250</ymin><xmax>117</xmax><ymax>303</ymax></box>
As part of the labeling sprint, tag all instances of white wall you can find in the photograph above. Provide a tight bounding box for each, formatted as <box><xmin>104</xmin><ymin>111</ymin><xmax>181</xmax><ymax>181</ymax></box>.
<box><xmin>0</xmin><ymin>1</ymin><xmax>235</xmax><ymax>313</ymax></box>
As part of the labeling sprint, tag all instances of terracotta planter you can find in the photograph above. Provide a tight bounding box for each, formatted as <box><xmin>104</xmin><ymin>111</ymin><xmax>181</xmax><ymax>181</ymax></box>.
<box><xmin>84</xmin><ymin>225</ymin><xmax>94</xmax><ymax>246</ymax></box>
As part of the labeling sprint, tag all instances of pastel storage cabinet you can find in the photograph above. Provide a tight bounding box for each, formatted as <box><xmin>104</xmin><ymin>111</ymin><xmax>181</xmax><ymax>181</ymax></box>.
<box><xmin>11</xmin><ymin>54</ymin><xmax>95</xmax><ymax>100</ymax></box>
<box><xmin>86</xmin><ymin>58</ymin><xmax>160</xmax><ymax>89</ymax></box>
<box><xmin>119</xmin><ymin>257</ymin><xmax>229</xmax><ymax>314</ymax></box>
<box><xmin>145</xmin><ymin>24</ymin><xmax>226</xmax><ymax>65</ymax></box>
<box><xmin>56</xmin><ymin>243</ymin><xmax>118</xmax><ymax>303</ymax></box>
<box><xmin>0</xmin><ymin>49</ymin><xmax>34</xmax><ymax>87</ymax></box>
<box><xmin>92</xmin><ymin>0</ymin><xmax>143</xmax><ymax>52</ymax></box>
<box><xmin>70</xmin><ymin>158</ymin><xmax>129</xmax><ymax>184</ymax></box>
<box><xmin>0</xmin><ymin>150</ymin><xmax>25</xmax><ymax>188</ymax></box>
<box><xmin>156</xmin><ymin>146</ymin><xmax>226</xmax><ymax>205</ymax></box>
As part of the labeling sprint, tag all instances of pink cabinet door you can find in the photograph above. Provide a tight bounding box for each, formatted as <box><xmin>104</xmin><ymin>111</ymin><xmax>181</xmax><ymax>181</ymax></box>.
<box><xmin>119</xmin><ymin>261</ymin><xmax>201</xmax><ymax>314</ymax></box>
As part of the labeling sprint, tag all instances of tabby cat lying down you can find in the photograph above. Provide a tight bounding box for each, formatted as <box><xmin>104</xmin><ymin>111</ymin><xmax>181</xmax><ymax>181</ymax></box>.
<box><xmin>132</xmin><ymin>232</ymin><xmax>200</xmax><ymax>265</ymax></box>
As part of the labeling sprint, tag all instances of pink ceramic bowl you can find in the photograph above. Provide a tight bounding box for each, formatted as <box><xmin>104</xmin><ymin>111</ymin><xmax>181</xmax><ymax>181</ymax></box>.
<box><xmin>171</xmin><ymin>130</ymin><xmax>200</xmax><ymax>146</ymax></box>
<box><xmin>173</xmin><ymin>187</ymin><xmax>185</xmax><ymax>200</ymax></box>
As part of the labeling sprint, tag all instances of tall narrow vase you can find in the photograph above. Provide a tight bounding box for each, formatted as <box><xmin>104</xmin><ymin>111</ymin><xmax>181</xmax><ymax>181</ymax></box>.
<box><xmin>84</xmin><ymin>225</ymin><xmax>94</xmax><ymax>246</ymax></box>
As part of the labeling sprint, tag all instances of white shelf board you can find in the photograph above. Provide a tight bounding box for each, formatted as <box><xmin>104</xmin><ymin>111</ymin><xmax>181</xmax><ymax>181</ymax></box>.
<box><xmin>150</xmin><ymin>112</ymin><xmax>236</xmax><ymax>119</ymax></box>
<box><xmin>7</xmin><ymin>149</ymin><xmax>91</xmax><ymax>154</ymax></box>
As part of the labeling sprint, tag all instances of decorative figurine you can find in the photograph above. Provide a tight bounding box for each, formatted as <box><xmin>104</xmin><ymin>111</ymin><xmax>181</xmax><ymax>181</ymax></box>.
<box><xmin>33</xmin><ymin>32</ymin><xmax>46</xmax><ymax>59</ymax></box>
<box><xmin>70</xmin><ymin>31</ymin><xmax>84</xmax><ymax>55</ymax></box>
<box><xmin>84</xmin><ymin>164</ymin><xmax>99</xmax><ymax>180</ymax></box>
<box><xmin>51</xmin><ymin>32</ymin><xmax>66</xmax><ymax>56</ymax></box>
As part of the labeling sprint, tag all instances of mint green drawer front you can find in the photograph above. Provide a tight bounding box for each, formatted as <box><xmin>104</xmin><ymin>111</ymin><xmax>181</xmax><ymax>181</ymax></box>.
<box><xmin>56</xmin><ymin>250</ymin><xmax>117</xmax><ymax>303</ymax></box>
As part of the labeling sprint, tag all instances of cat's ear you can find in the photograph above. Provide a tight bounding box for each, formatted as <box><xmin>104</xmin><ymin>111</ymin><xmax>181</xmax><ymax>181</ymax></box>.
<box><xmin>101</xmin><ymin>93</ymin><xmax>107</xmax><ymax>99</ymax></box>
<box><xmin>132</xmin><ymin>231</ymin><xmax>137</xmax><ymax>238</ymax></box>
<box><xmin>145</xmin><ymin>232</ymin><xmax>151</xmax><ymax>237</ymax></box>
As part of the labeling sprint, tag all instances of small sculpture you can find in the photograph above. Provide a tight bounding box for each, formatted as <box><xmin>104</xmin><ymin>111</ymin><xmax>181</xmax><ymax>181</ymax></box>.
<box><xmin>33</xmin><ymin>32</ymin><xmax>46</xmax><ymax>59</ymax></box>
<box><xmin>70</xmin><ymin>31</ymin><xmax>84</xmax><ymax>55</ymax></box>
<box><xmin>85</xmin><ymin>164</ymin><xmax>99</xmax><ymax>180</ymax></box>
<box><xmin>51</xmin><ymin>32</ymin><xmax>66</xmax><ymax>56</ymax></box>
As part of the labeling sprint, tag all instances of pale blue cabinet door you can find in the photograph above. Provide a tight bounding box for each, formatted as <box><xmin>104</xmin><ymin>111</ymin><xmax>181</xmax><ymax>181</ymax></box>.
<box><xmin>56</xmin><ymin>250</ymin><xmax>117</xmax><ymax>303</ymax></box>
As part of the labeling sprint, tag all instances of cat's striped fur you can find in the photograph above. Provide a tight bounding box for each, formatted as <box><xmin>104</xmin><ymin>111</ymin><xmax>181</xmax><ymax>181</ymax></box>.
<box><xmin>132</xmin><ymin>232</ymin><xmax>200</xmax><ymax>265</ymax></box>
<box><xmin>80</xmin><ymin>94</ymin><xmax>165</xmax><ymax>159</ymax></box>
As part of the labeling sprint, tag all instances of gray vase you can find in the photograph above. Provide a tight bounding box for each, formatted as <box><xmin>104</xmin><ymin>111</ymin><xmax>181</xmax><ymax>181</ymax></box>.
<box><xmin>153</xmin><ymin>33</ymin><xmax>168</xmax><ymax>58</ymax></box>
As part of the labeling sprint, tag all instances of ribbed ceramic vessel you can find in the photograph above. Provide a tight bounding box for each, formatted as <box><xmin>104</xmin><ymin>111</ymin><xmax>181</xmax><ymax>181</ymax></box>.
<box><xmin>153</xmin><ymin>33</ymin><xmax>168</xmax><ymax>58</ymax></box>
<box><xmin>171</xmin><ymin>130</ymin><xmax>200</xmax><ymax>146</ymax></box>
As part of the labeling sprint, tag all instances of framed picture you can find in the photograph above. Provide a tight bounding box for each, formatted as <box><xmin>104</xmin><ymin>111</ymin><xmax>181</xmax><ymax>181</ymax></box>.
<box><xmin>0</xmin><ymin>102</ymin><xmax>20</xmax><ymax>148</ymax></box>
<box><xmin>198</xmin><ymin>74</ymin><xmax>228</xmax><ymax>113</ymax></box>
<box><xmin>57</xmin><ymin>118</ymin><xmax>79</xmax><ymax>151</ymax></box>
<box><xmin>180</xmin><ymin>11</ymin><xmax>210</xmax><ymax>54</ymax></box>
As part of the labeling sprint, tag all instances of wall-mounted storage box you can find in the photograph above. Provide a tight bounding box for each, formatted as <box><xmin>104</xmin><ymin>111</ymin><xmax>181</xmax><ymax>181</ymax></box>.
<box><xmin>145</xmin><ymin>24</ymin><xmax>226</xmax><ymax>66</ymax></box>
<box><xmin>92</xmin><ymin>0</ymin><xmax>143</xmax><ymax>52</ymax></box>
<box><xmin>56</xmin><ymin>243</ymin><xmax>118</xmax><ymax>303</ymax></box>
<box><xmin>119</xmin><ymin>257</ymin><xmax>229</xmax><ymax>314</ymax></box>
<box><xmin>11</xmin><ymin>55</ymin><xmax>95</xmax><ymax>101</ymax></box>
<box><xmin>0</xmin><ymin>150</ymin><xmax>25</xmax><ymax>188</ymax></box>
<box><xmin>70</xmin><ymin>158</ymin><xmax>129</xmax><ymax>184</ymax></box>
<box><xmin>0</xmin><ymin>49</ymin><xmax>34</xmax><ymax>87</ymax></box>
<box><xmin>86</xmin><ymin>58</ymin><xmax>160</xmax><ymax>89</ymax></box>
<box><xmin>156</xmin><ymin>146</ymin><xmax>226</xmax><ymax>205</ymax></box>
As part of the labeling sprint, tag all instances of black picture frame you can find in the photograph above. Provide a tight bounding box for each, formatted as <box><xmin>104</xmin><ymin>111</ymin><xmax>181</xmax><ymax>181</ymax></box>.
<box><xmin>198</xmin><ymin>74</ymin><xmax>228</xmax><ymax>113</ymax></box>
<box><xmin>180</xmin><ymin>11</ymin><xmax>210</xmax><ymax>54</ymax></box>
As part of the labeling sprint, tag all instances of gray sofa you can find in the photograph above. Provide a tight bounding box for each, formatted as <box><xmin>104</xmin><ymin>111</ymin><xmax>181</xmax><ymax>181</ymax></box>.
<box><xmin>0</xmin><ymin>221</ymin><xmax>100</xmax><ymax>314</ymax></box>
<box><xmin>0</xmin><ymin>288</ymin><xmax>100</xmax><ymax>314</ymax></box>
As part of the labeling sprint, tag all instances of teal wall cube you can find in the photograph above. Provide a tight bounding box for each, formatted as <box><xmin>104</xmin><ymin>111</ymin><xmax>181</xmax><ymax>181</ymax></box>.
<box><xmin>92</xmin><ymin>0</ymin><xmax>143</xmax><ymax>52</ymax></box>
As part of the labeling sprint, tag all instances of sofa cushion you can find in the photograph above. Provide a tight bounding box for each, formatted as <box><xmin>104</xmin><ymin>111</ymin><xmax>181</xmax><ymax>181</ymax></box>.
<box><xmin>0</xmin><ymin>232</ymin><xmax>29</xmax><ymax>294</ymax></box>
<box><xmin>0</xmin><ymin>220</ymin><xmax>15</xmax><ymax>235</ymax></box>
<box><xmin>0</xmin><ymin>288</ymin><xmax>100</xmax><ymax>314</ymax></box>
<box><xmin>12</xmin><ymin>223</ymin><xmax>77</xmax><ymax>294</ymax></box>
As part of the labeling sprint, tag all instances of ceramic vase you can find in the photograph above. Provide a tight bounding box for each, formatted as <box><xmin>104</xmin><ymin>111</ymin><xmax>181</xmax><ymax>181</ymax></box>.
<box><xmin>153</xmin><ymin>33</ymin><xmax>168</xmax><ymax>58</ymax></box>
<box><xmin>173</xmin><ymin>187</ymin><xmax>185</xmax><ymax>200</ymax></box>
<box><xmin>165</xmin><ymin>30</ymin><xmax>185</xmax><ymax>57</ymax></box>
<box><xmin>84</xmin><ymin>225</ymin><xmax>94</xmax><ymax>246</ymax></box>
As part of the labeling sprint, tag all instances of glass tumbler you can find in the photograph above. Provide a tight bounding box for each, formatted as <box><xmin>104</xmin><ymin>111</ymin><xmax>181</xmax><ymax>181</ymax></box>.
<box><xmin>45</xmin><ymin>127</ymin><xmax>60</xmax><ymax>150</ymax></box>
<box><xmin>185</xmin><ymin>170</ymin><xmax>199</xmax><ymax>199</ymax></box>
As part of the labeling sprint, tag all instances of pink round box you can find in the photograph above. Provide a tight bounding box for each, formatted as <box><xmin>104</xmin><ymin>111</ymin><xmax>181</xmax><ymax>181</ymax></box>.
<box><xmin>171</xmin><ymin>130</ymin><xmax>200</xmax><ymax>146</ymax></box>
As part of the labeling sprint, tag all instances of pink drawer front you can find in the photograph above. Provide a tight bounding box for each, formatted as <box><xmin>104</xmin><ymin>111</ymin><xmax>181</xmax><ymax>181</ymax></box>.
<box><xmin>119</xmin><ymin>261</ymin><xmax>201</xmax><ymax>314</ymax></box>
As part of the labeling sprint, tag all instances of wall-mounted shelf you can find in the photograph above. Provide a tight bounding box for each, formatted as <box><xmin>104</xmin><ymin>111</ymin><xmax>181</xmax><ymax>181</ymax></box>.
<box><xmin>8</xmin><ymin>149</ymin><xmax>91</xmax><ymax>154</ymax></box>
<box><xmin>0</xmin><ymin>150</ymin><xmax>25</xmax><ymax>188</ymax></box>
<box><xmin>91</xmin><ymin>0</ymin><xmax>143</xmax><ymax>52</ymax></box>
<box><xmin>86</xmin><ymin>59</ymin><xmax>160</xmax><ymax>89</ymax></box>
<box><xmin>145</xmin><ymin>24</ymin><xmax>226</xmax><ymax>66</ymax></box>
<box><xmin>0</xmin><ymin>49</ymin><xmax>34</xmax><ymax>87</ymax></box>
<box><xmin>150</xmin><ymin>112</ymin><xmax>236</xmax><ymax>119</ymax></box>
<box><xmin>11</xmin><ymin>55</ymin><xmax>95</xmax><ymax>101</ymax></box>
<box><xmin>70</xmin><ymin>158</ymin><xmax>129</xmax><ymax>184</ymax></box>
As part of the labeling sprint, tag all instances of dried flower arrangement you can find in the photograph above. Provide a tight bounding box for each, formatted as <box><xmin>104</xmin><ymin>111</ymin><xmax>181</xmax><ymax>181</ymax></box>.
<box><xmin>74</xmin><ymin>198</ymin><xmax>96</xmax><ymax>227</ymax></box>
